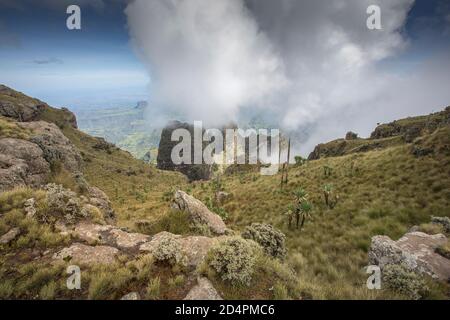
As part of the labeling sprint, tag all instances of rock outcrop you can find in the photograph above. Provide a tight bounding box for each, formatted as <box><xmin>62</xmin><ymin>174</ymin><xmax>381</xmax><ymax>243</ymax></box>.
<box><xmin>0</xmin><ymin>228</ymin><xmax>21</xmax><ymax>245</ymax></box>
<box><xmin>139</xmin><ymin>231</ymin><xmax>217</xmax><ymax>268</ymax></box>
<box><xmin>88</xmin><ymin>186</ymin><xmax>116</xmax><ymax>222</ymax></box>
<box><xmin>172</xmin><ymin>190</ymin><xmax>227</xmax><ymax>235</ymax></box>
<box><xmin>0</xmin><ymin>138</ymin><xmax>50</xmax><ymax>192</ymax></box>
<box><xmin>184</xmin><ymin>277</ymin><xmax>222</xmax><ymax>300</ymax></box>
<box><xmin>370</xmin><ymin>107</ymin><xmax>450</xmax><ymax>141</ymax></box>
<box><xmin>0</xmin><ymin>85</ymin><xmax>45</xmax><ymax>122</ymax></box>
<box><xmin>18</xmin><ymin>121</ymin><xmax>82</xmax><ymax>173</ymax></box>
<box><xmin>71</xmin><ymin>222</ymin><xmax>150</xmax><ymax>251</ymax></box>
<box><xmin>368</xmin><ymin>232</ymin><xmax>450</xmax><ymax>281</ymax></box>
<box><xmin>53</xmin><ymin>243</ymin><xmax>119</xmax><ymax>265</ymax></box>
<box><xmin>157</xmin><ymin>120</ymin><xmax>211</xmax><ymax>181</ymax></box>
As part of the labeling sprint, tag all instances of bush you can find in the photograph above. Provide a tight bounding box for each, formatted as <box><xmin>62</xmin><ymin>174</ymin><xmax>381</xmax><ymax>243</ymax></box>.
<box><xmin>207</xmin><ymin>237</ymin><xmax>258</xmax><ymax>286</ymax></box>
<box><xmin>382</xmin><ymin>264</ymin><xmax>429</xmax><ymax>300</ymax></box>
<box><xmin>241</xmin><ymin>223</ymin><xmax>286</xmax><ymax>259</ymax></box>
<box><xmin>153</xmin><ymin>234</ymin><xmax>186</xmax><ymax>266</ymax></box>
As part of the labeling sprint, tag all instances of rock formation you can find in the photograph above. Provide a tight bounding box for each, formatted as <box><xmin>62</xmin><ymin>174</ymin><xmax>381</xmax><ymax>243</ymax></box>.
<box><xmin>368</xmin><ymin>231</ymin><xmax>450</xmax><ymax>281</ymax></box>
<box><xmin>172</xmin><ymin>190</ymin><xmax>227</xmax><ymax>235</ymax></box>
<box><xmin>157</xmin><ymin>120</ymin><xmax>212</xmax><ymax>181</ymax></box>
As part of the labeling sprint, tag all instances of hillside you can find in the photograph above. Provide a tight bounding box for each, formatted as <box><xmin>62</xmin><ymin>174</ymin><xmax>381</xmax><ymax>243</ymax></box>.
<box><xmin>74</xmin><ymin>104</ymin><xmax>161</xmax><ymax>162</ymax></box>
<box><xmin>0</xmin><ymin>85</ymin><xmax>449</xmax><ymax>300</ymax></box>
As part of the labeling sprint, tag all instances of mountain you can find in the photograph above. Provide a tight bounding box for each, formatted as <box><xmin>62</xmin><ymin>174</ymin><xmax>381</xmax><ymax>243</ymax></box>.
<box><xmin>0</xmin><ymin>85</ymin><xmax>449</xmax><ymax>300</ymax></box>
<box><xmin>74</xmin><ymin>102</ymin><xmax>160</xmax><ymax>162</ymax></box>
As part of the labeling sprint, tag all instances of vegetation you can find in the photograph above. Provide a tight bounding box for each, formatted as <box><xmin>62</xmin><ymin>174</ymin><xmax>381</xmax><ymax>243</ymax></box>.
<box><xmin>206</xmin><ymin>237</ymin><xmax>259</xmax><ymax>286</ymax></box>
<box><xmin>241</xmin><ymin>223</ymin><xmax>287</xmax><ymax>259</ymax></box>
<box><xmin>382</xmin><ymin>264</ymin><xmax>429</xmax><ymax>300</ymax></box>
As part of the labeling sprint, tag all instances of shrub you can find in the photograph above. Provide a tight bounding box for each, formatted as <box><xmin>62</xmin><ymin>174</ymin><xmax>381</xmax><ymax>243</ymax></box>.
<box><xmin>153</xmin><ymin>234</ymin><xmax>186</xmax><ymax>266</ymax></box>
<box><xmin>382</xmin><ymin>264</ymin><xmax>429</xmax><ymax>300</ymax></box>
<box><xmin>241</xmin><ymin>223</ymin><xmax>287</xmax><ymax>259</ymax></box>
<box><xmin>207</xmin><ymin>237</ymin><xmax>258</xmax><ymax>286</ymax></box>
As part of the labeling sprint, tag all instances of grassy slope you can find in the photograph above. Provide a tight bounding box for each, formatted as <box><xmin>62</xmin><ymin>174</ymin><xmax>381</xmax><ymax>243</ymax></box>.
<box><xmin>189</xmin><ymin>126</ymin><xmax>450</xmax><ymax>299</ymax></box>
<box><xmin>1</xmin><ymin>88</ymin><xmax>449</xmax><ymax>299</ymax></box>
<box><xmin>42</xmin><ymin>109</ymin><xmax>450</xmax><ymax>299</ymax></box>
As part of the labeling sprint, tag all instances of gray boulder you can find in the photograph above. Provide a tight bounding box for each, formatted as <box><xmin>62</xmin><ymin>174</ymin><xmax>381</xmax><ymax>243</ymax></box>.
<box><xmin>369</xmin><ymin>232</ymin><xmax>450</xmax><ymax>281</ymax></box>
<box><xmin>18</xmin><ymin>121</ymin><xmax>82</xmax><ymax>173</ymax></box>
<box><xmin>0</xmin><ymin>138</ymin><xmax>50</xmax><ymax>192</ymax></box>
<box><xmin>53</xmin><ymin>243</ymin><xmax>119</xmax><ymax>265</ymax></box>
<box><xmin>172</xmin><ymin>190</ymin><xmax>227</xmax><ymax>235</ymax></box>
<box><xmin>0</xmin><ymin>85</ymin><xmax>45</xmax><ymax>122</ymax></box>
<box><xmin>184</xmin><ymin>277</ymin><xmax>222</xmax><ymax>300</ymax></box>
<box><xmin>0</xmin><ymin>228</ymin><xmax>21</xmax><ymax>245</ymax></box>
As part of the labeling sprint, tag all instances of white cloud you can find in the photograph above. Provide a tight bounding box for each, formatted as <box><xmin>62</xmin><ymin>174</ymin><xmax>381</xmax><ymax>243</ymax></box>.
<box><xmin>126</xmin><ymin>0</ymin><xmax>450</xmax><ymax>154</ymax></box>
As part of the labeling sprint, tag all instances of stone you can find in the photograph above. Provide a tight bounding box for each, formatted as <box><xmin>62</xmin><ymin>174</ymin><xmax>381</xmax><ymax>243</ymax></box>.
<box><xmin>178</xmin><ymin>236</ymin><xmax>216</xmax><ymax>267</ymax></box>
<box><xmin>140</xmin><ymin>232</ymin><xmax>217</xmax><ymax>268</ymax></box>
<box><xmin>369</xmin><ymin>232</ymin><xmax>450</xmax><ymax>281</ymax></box>
<box><xmin>88</xmin><ymin>186</ymin><xmax>116</xmax><ymax>222</ymax></box>
<box><xmin>345</xmin><ymin>131</ymin><xmax>358</xmax><ymax>140</ymax></box>
<box><xmin>0</xmin><ymin>85</ymin><xmax>45</xmax><ymax>122</ymax></box>
<box><xmin>120</xmin><ymin>292</ymin><xmax>140</xmax><ymax>300</ymax></box>
<box><xmin>184</xmin><ymin>277</ymin><xmax>222</xmax><ymax>300</ymax></box>
<box><xmin>24</xmin><ymin>198</ymin><xmax>37</xmax><ymax>217</ymax></box>
<box><xmin>157</xmin><ymin>120</ymin><xmax>211</xmax><ymax>181</ymax></box>
<box><xmin>72</xmin><ymin>222</ymin><xmax>150</xmax><ymax>250</ymax></box>
<box><xmin>18</xmin><ymin>121</ymin><xmax>83</xmax><ymax>174</ymax></box>
<box><xmin>53</xmin><ymin>243</ymin><xmax>119</xmax><ymax>265</ymax></box>
<box><xmin>215</xmin><ymin>191</ymin><xmax>230</xmax><ymax>205</ymax></box>
<box><xmin>0</xmin><ymin>228</ymin><xmax>21</xmax><ymax>245</ymax></box>
<box><xmin>172</xmin><ymin>190</ymin><xmax>227</xmax><ymax>235</ymax></box>
<box><xmin>0</xmin><ymin>138</ymin><xmax>50</xmax><ymax>192</ymax></box>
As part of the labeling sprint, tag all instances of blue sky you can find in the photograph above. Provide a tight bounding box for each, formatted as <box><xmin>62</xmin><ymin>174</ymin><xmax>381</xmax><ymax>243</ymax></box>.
<box><xmin>0</xmin><ymin>0</ymin><xmax>148</xmax><ymax>109</ymax></box>
<box><xmin>0</xmin><ymin>0</ymin><xmax>449</xmax><ymax>111</ymax></box>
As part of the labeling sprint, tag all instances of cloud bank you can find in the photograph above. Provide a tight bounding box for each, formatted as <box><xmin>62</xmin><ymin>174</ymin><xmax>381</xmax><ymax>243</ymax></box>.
<box><xmin>125</xmin><ymin>0</ymin><xmax>450</xmax><ymax>154</ymax></box>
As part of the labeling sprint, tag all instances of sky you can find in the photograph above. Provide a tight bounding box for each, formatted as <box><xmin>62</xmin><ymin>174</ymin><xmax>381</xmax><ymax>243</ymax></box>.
<box><xmin>0</xmin><ymin>0</ymin><xmax>449</xmax><ymax>154</ymax></box>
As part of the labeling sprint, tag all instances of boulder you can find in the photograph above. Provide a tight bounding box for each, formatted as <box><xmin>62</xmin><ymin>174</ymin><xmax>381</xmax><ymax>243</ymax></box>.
<box><xmin>120</xmin><ymin>292</ymin><xmax>140</xmax><ymax>300</ymax></box>
<box><xmin>18</xmin><ymin>121</ymin><xmax>82</xmax><ymax>174</ymax></box>
<box><xmin>139</xmin><ymin>231</ymin><xmax>217</xmax><ymax>268</ymax></box>
<box><xmin>53</xmin><ymin>243</ymin><xmax>119</xmax><ymax>265</ymax></box>
<box><xmin>172</xmin><ymin>190</ymin><xmax>227</xmax><ymax>235</ymax></box>
<box><xmin>0</xmin><ymin>85</ymin><xmax>45</xmax><ymax>122</ymax></box>
<box><xmin>215</xmin><ymin>191</ymin><xmax>230</xmax><ymax>205</ymax></box>
<box><xmin>345</xmin><ymin>131</ymin><xmax>358</xmax><ymax>140</ymax></box>
<box><xmin>0</xmin><ymin>138</ymin><xmax>50</xmax><ymax>192</ymax></box>
<box><xmin>184</xmin><ymin>277</ymin><xmax>222</xmax><ymax>300</ymax></box>
<box><xmin>0</xmin><ymin>228</ymin><xmax>21</xmax><ymax>245</ymax></box>
<box><xmin>72</xmin><ymin>222</ymin><xmax>150</xmax><ymax>251</ymax></box>
<box><xmin>368</xmin><ymin>232</ymin><xmax>450</xmax><ymax>281</ymax></box>
<box><xmin>88</xmin><ymin>186</ymin><xmax>116</xmax><ymax>222</ymax></box>
<box><xmin>23</xmin><ymin>198</ymin><xmax>37</xmax><ymax>217</ymax></box>
<box><xmin>157</xmin><ymin>120</ymin><xmax>211</xmax><ymax>181</ymax></box>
